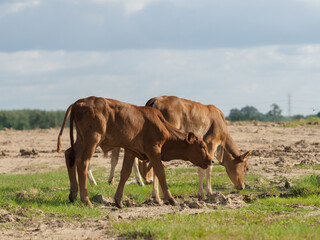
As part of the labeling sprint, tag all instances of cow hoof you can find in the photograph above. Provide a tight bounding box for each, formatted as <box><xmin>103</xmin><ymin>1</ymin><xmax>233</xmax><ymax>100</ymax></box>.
<box><xmin>69</xmin><ymin>193</ymin><xmax>76</xmax><ymax>203</ymax></box>
<box><xmin>137</xmin><ymin>180</ymin><xmax>145</xmax><ymax>187</ymax></box>
<box><xmin>115</xmin><ymin>199</ymin><xmax>123</xmax><ymax>209</ymax></box>
<box><xmin>153</xmin><ymin>197</ymin><xmax>163</xmax><ymax>205</ymax></box>
<box><xmin>167</xmin><ymin>198</ymin><xmax>178</xmax><ymax>206</ymax></box>
<box><xmin>197</xmin><ymin>195</ymin><xmax>205</xmax><ymax>201</ymax></box>
<box><xmin>145</xmin><ymin>180</ymin><xmax>153</xmax><ymax>185</ymax></box>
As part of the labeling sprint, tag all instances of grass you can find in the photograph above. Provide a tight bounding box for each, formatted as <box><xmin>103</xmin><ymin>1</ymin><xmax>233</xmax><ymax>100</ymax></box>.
<box><xmin>281</xmin><ymin>116</ymin><xmax>320</xmax><ymax>128</ymax></box>
<box><xmin>112</xmin><ymin>208</ymin><xmax>320</xmax><ymax>240</ymax></box>
<box><xmin>1</xmin><ymin>168</ymin><xmax>320</xmax><ymax>239</ymax></box>
<box><xmin>293</xmin><ymin>164</ymin><xmax>320</xmax><ymax>171</ymax></box>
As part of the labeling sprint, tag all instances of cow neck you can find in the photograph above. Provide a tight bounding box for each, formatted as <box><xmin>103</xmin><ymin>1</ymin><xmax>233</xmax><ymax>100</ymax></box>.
<box><xmin>224</xmin><ymin>132</ymin><xmax>242</xmax><ymax>159</ymax></box>
<box><xmin>161</xmin><ymin>134</ymin><xmax>188</xmax><ymax>161</ymax></box>
<box><xmin>157</xmin><ymin>110</ymin><xmax>189</xmax><ymax>160</ymax></box>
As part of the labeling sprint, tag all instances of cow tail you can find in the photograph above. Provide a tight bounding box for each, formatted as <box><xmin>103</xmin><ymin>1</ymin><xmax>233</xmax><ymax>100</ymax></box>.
<box><xmin>69</xmin><ymin>105</ymin><xmax>76</xmax><ymax>167</ymax></box>
<box><xmin>57</xmin><ymin>104</ymin><xmax>73</xmax><ymax>153</ymax></box>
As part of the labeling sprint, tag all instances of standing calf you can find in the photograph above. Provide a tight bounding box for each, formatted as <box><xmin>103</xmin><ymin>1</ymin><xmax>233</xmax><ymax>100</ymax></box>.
<box><xmin>57</xmin><ymin>96</ymin><xmax>212</xmax><ymax>207</ymax></box>
<box><xmin>146</xmin><ymin>96</ymin><xmax>252</xmax><ymax>199</ymax></box>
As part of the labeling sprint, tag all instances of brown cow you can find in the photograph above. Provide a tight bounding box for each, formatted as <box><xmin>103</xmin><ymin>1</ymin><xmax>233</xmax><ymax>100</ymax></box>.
<box><xmin>57</xmin><ymin>96</ymin><xmax>212</xmax><ymax>207</ymax></box>
<box><xmin>145</xmin><ymin>96</ymin><xmax>252</xmax><ymax>199</ymax></box>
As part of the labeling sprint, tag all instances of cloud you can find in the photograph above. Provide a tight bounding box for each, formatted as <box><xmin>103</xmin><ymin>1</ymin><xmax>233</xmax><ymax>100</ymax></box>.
<box><xmin>0</xmin><ymin>0</ymin><xmax>42</xmax><ymax>19</ymax></box>
<box><xmin>1</xmin><ymin>0</ymin><xmax>320</xmax><ymax>51</ymax></box>
<box><xmin>1</xmin><ymin>45</ymin><xmax>319</xmax><ymax>115</ymax></box>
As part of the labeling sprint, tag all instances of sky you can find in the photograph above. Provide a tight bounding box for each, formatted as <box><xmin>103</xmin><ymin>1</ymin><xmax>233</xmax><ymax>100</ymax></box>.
<box><xmin>0</xmin><ymin>0</ymin><xmax>320</xmax><ymax>116</ymax></box>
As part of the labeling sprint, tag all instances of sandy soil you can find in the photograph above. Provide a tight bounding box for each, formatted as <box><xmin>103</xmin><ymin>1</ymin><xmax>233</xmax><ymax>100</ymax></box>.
<box><xmin>0</xmin><ymin>122</ymin><xmax>320</xmax><ymax>239</ymax></box>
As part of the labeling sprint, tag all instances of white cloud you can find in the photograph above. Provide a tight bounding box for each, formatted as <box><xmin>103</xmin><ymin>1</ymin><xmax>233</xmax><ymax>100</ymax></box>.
<box><xmin>0</xmin><ymin>0</ymin><xmax>42</xmax><ymax>19</ymax></box>
<box><xmin>295</xmin><ymin>0</ymin><xmax>320</xmax><ymax>7</ymax></box>
<box><xmin>88</xmin><ymin>0</ymin><xmax>160</xmax><ymax>14</ymax></box>
<box><xmin>0</xmin><ymin>45</ymin><xmax>320</xmax><ymax>115</ymax></box>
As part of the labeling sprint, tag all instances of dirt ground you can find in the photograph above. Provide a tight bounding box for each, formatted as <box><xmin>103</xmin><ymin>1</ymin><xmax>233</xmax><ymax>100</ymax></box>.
<box><xmin>0</xmin><ymin>122</ymin><xmax>320</xmax><ymax>239</ymax></box>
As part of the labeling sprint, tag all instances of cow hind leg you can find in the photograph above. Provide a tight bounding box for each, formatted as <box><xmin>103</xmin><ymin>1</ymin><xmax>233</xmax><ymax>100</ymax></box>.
<box><xmin>77</xmin><ymin>136</ymin><xmax>101</xmax><ymax>206</ymax></box>
<box><xmin>152</xmin><ymin>175</ymin><xmax>161</xmax><ymax>204</ymax></box>
<box><xmin>65</xmin><ymin>147</ymin><xmax>78</xmax><ymax>202</ymax></box>
<box><xmin>87</xmin><ymin>163</ymin><xmax>97</xmax><ymax>186</ymax></box>
<box><xmin>114</xmin><ymin>150</ymin><xmax>135</xmax><ymax>208</ymax></box>
<box><xmin>108</xmin><ymin>148</ymin><xmax>120</xmax><ymax>185</ymax></box>
<box><xmin>133</xmin><ymin>158</ymin><xmax>144</xmax><ymax>186</ymax></box>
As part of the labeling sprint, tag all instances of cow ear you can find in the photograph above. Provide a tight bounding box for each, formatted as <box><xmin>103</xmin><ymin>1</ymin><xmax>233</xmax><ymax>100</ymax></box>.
<box><xmin>186</xmin><ymin>132</ymin><xmax>197</xmax><ymax>144</ymax></box>
<box><xmin>240</xmin><ymin>150</ymin><xmax>253</xmax><ymax>162</ymax></box>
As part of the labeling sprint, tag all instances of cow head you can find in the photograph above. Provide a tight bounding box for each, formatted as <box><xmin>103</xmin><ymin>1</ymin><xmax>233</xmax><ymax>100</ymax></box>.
<box><xmin>185</xmin><ymin>132</ymin><xmax>213</xmax><ymax>169</ymax></box>
<box><xmin>220</xmin><ymin>150</ymin><xmax>252</xmax><ymax>190</ymax></box>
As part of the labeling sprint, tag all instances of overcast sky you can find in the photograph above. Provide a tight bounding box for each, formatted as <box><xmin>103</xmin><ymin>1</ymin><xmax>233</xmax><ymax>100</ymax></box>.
<box><xmin>0</xmin><ymin>0</ymin><xmax>319</xmax><ymax>116</ymax></box>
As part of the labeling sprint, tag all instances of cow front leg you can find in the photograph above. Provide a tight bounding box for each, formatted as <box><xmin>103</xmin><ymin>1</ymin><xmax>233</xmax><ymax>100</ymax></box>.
<box><xmin>150</xmin><ymin>155</ymin><xmax>177</xmax><ymax>206</ymax></box>
<box><xmin>65</xmin><ymin>148</ymin><xmax>78</xmax><ymax>202</ymax></box>
<box><xmin>205</xmin><ymin>165</ymin><xmax>213</xmax><ymax>197</ymax></box>
<box><xmin>114</xmin><ymin>150</ymin><xmax>135</xmax><ymax>208</ymax></box>
<box><xmin>108</xmin><ymin>148</ymin><xmax>120</xmax><ymax>185</ymax></box>
<box><xmin>197</xmin><ymin>167</ymin><xmax>205</xmax><ymax>200</ymax></box>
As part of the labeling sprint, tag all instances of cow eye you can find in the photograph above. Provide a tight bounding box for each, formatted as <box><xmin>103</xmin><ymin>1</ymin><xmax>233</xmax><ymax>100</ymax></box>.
<box><xmin>246</xmin><ymin>167</ymin><xmax>249</xmax><ymax>172</ymax></box>
<box><xmin>200</xmin><ymin>145</ymin><xmax>206</xmax><ymax>150</ymax></box>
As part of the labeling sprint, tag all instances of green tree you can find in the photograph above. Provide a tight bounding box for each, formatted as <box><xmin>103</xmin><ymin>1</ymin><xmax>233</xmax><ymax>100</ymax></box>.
<box><xmin>266</xmin><ymin>104</ymin><xmax>282</xmax><ymax>121</ymax></box>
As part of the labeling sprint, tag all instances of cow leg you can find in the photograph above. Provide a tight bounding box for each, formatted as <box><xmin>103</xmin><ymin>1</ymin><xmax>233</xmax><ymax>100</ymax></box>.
<box><xmin>152</xmin><ymin>175</ymin><xmax>162</xmax><ymax>204</ymax></box>
<box><xmin>205</xmin><ymin>165</ymin><xmax>213</xmax><ymax>197</ymax></box>
<box><xmin>87</xmin><ymin>162</ymin><xmax>97</xmax><ymax>186</ymax></box>
<box><xmin>138</xmin><ymin>160</ymin><xmax>153</xmax><ymax>185</ymax></box>
<box><xmin>114</xmin><ymin>150</ymin><xmax>135</xmax><ymax>208</ymax></box>
<box><xmin>201</xmin><ymin>138</ymin><xmax>222</xmax><ymax>198</ymax></box>
<box><xmin>198</xmin><ymin>167</ymin><xmax>213</xmax><ymax>199</ymax></box>
<box><xmin>77</xmin><ymin>136</ymin><xmax>100</xmax><ymax>206</ymax></box>
<box><xmin>133</xmin><ymin>158</ymin><xmax>144</xmax><ymax>186</ymax></box>
<box><xmin>65</xmin><ymin>147</ymin><xmax>78</xmax><ymax>202</ymax></box>
<box><xmin>145</xmin><ymin>162</ymin><xmax>154</xmax><ymax>184</ymax></box>
<box><xmin>108</xmin><ymin>148</ymin><xmax>120</xmax><ymax>185</ymax></box>
<box><xmin>197</xmin><ymin>167</ymin><xmax>205</xmax><ymax>200</ymax></box>
<box><xmin>149</xmin><ymin>153</ymin><xmax>177</xmax><ymax>206</ymax></box>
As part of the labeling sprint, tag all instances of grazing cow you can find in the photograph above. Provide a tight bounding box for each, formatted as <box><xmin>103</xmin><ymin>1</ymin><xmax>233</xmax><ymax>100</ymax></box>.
<box><xmin>146</xmin><ymin>96</ymin><xmax>252</xmax><ymax>199</ymax></box>
<box><xmin>57</xmin><ymin>96</ymin><xmax>212</xmax><ymax>207</ymax></box>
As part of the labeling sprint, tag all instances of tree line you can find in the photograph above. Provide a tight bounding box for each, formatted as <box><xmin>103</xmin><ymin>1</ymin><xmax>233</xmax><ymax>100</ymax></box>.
<box><xmin>0</xmin><ymin>104</ymin><xmax>319</xmax><ymax>130</ymax></box>
<box><xmin>0</xmin><ymin>110</ymin><xmax>66</xmax><ymax>130</ymax></box>
<box><xmin>227</xmin><ymin>104</ymin><xmax>319</xmax><ymax>122</ymax></box>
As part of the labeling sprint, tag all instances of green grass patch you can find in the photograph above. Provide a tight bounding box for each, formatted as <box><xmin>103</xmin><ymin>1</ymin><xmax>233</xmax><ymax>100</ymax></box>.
<box><xmin>112</xmin><ymin>209</ymin><xmax>320</xmax><ymax>239</ymax></box>
<box><xmin>294</xmin><ymin>164</ymin><xmax>320</xmax><ymax>170</ymax></box>
<box><xmin>1</xmin><ymin>168</ymin><xmax>320</xmax><ymax>239</ymax></box>
<box><xmin>281</xmin><ymin>116</ymin><xmax>320</xmax><ymax>128</ymax></box>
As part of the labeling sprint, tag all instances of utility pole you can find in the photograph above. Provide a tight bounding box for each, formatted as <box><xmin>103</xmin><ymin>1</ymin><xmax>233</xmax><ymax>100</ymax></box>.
<box><xmin>288</xmin><ymin>93</ymin><xmax>291</xmax><ymax>116</ymax></box>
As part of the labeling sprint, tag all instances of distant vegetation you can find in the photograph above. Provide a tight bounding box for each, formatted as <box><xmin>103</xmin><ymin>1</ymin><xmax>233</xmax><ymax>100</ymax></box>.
<box><xmin>0</xmin><ymin>104</ymin><xmax>319</xmax><ymax>130</ymax></box>
<box><xmin>227</xmin><ymin>104</ymin><xmax>320</xmax><ymax>122</ymax></box>
<box><xmin>0</xmin><ymin>110</ymin><xmax>66</xmax><ymax>130</ymax></box>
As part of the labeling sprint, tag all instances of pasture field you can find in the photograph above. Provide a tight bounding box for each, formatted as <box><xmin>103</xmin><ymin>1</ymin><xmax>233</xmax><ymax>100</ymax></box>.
<box><xmin>0</xmin><ymin>121</ymin><xmax>320</xmax><ymax>239</ymax></box>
